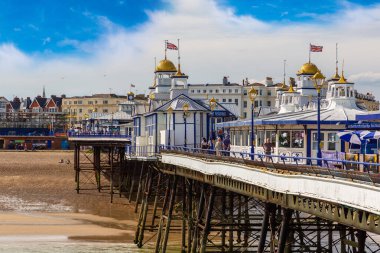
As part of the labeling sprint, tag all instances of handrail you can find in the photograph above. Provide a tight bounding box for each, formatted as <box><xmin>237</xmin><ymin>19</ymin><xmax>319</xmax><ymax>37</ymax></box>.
<box><xmin>68</xmin><ymin>132</ymin><xmax>131</xmax><ymax>138</ymax></box>
<box><xmin>157</xmin><ymin>145</ymin><xmax>380</xmax><ymax>186</ymax></box>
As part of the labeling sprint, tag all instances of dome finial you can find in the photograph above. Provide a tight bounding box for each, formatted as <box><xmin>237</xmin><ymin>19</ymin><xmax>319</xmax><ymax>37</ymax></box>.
<box><xmin>288</xmin><ymin>82</ymin><xmax>295</xmax><ymax>93</ymax></box>
<box><xmin>337</xmin><ymin>59</ymin><xmax>347</xmax><ymax>83</ymax></box>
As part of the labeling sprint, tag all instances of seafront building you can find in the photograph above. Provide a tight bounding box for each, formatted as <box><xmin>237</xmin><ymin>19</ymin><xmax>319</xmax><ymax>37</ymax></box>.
<box><xmin>61</xmin><ymin>93</ymin><xmax>129</xmax><ymax>126</ymax></box>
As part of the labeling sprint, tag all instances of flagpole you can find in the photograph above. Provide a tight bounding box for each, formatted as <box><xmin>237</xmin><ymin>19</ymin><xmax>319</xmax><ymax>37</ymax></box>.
<box><xmin>336</xmin><ymin>43</ymin><xmax>339</xmax><ymax>75</ymax></box>
<box><xmin>283</xmin><ymin>59</ymin><xmax>286</xmax><ymax>85</ymax></box>
<box><xmin>309</xmin><ymin>43</ymin><xmax>311</xmax><ymax>63</ymax></box>
<box><xmin>165</xmin><ymin>40</ymin><xmax>167</xmax><ymax>59</ymax></box>
<box><xmin>177</xmin><ymin>38</ymin><xmax>180</xmax><ymax>65</ymax></box>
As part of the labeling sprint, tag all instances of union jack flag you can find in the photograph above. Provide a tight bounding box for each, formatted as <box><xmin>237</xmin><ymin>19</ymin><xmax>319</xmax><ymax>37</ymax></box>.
<box><xmin>310</xmin><ymin>44</ymin><xmax>323</xmax><ymax>52</ymax></box>
<box><xmin>166</xmin><ymin>42</ymin><xmax>178</xmax><ymax>50</ymax></box>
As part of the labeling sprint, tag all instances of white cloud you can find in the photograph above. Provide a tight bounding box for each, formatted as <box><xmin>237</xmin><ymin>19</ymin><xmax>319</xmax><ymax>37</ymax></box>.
<box><xmin>0</xmin><ymin>0</ymin><xmax>380</xmax><ymax>100</ymax></box>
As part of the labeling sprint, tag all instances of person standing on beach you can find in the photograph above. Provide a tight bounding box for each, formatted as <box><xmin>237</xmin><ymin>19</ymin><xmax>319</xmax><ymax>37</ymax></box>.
<box><xmin>263</xmin><ymin>138</ymin><xmax>274</xmax><ymax>162</ymax></box>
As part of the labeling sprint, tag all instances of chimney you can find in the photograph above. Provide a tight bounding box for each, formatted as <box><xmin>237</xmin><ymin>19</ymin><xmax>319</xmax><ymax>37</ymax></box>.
<box><xmin>265</xmin><ymin>77</ymin><xmax>273</xmax><ymax>87</ymax></box>
<box><xmin>223</xmin><ymin>76</ymin><xmax>228</xmax><ymax>85</ymax></box>
<box><xmin>61</xmin><ymin>94</ymin><xmax>66</xmax><ymax>98</ymax></box>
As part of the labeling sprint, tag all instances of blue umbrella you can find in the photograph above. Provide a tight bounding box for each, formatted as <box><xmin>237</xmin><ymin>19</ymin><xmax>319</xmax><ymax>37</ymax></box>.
<box><xmin>360</xmin><ymin>131</ymin><xmax>380</xmax><ymax>140</ymax></box>
<box><xmin>337</xmin><ymin>131</ymin><xmax>362</xmax><ymax>145</ymax></box>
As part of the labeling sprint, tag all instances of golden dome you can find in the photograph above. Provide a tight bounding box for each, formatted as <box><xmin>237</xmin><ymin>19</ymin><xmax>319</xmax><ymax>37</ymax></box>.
<box><xmin>127</xmin><ymin>91</ymin><xmax>134</xmax><ymax>96</ymax></box>
<box><xmin>297</xmin><ymin>62</ymin><xmax>319</xmax><ymax>75</ymax></box>
<box><xmin>156</xmin><ymin>59</ymin><xmax>177</xmax><ymax>72</ymax></box>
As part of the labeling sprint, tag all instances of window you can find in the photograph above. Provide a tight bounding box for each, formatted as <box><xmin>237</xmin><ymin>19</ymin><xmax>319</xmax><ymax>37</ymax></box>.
<box><xmin>257</xmin><ymin>131</ymin><xmax>265</xmax><ymax>147</ymax></box>
<box><xmin>78</xmin><ymin>100</ymin><xmax>82</xmax><ymax>104</ymax></box>
<box><xmin>228</xmin><ymin>99</ymin><xmax>232</xmax><ymax>102</ymax></box>
<box><xmin>312</xmin><ymin>132</ymin><xmax>325</xmax><ymax>150</ymax></box>
<box><xmin>268</xmin><ymin>91</ymin><xmax>272</xmax><ymax>96</ymax></box>
<box><xmin>260</xmin><ymin>90</ymin><xmax>263</xmax><ymax>95</ymax></box>
<box><xmin>215</xmin><ymin>90</ymin><xmax>219</xmax><ymax>93</ymax></box>
<box><xmin>210</xmin><ymin>90</ymin><xmax>213</xmax><ymax>93</ymax></box>
<box><xmin>191</xmin><ymin>90</ymin><xmax>194</xmax><ymax>93</ymax></box>
<box><xmin>74</xmin><ymin>101</ymin><xmax>77</xmax><ymax>105</ymax></box>
<box><xmin>103</xmin><ymin>109</ymin><xmax>108</xmax><ymax>113</ymax></box>
<box><xmin>327</xmin><ymin>133</ymin><xmax>338</xmax><ymax>150</ymax></box>
<box><xmin>222</xmin><ymin>99</ymin><xmax>226</xmax><ymax>102</ymax></box>
<box><xmin>223</xmin><ymin>89</ymin><xmax>226</xmax><ymax>93</ymax></box>
<box><xmin>229</xmin><ymin>89</ymin><xmax>232</xmax><ymax>93</ymax></box>
<box><xmin>197</xmin><ymin>90</ymin><xmax>201</xmax><ymax>93</ymax></box>
<box><xmin>279</xmin><ymin>131</ymin><xmax>290</xmax><ymax>147</ymax></box>
<box><xmin>292</xmin><ymin>131</ymin><xmax>304</xmax><ymax>148</ymax></box>
<box><xmin>95</xmin><ymin>100</ymin><xmax>98</xmax><ymax>104</ymax></box>
<box><xmin>267</xmin><ymin>101</ymin><xmax>271</xmax><ymax>107</ymax></box>
<box><xmin>235</xmin><ymin>89</ymin><xmax>238</xmax><ymax>93</ymax></box>
<box><xmin>243</xmin><ymin>101</ymin><xmax>247</xmax><ymax>108</ymax></box>
<box><xmin>243</xmin><ymin>112</ymin><xmax>247</xmax><ymax>118</ymax></box>
<box><xmin>69</xmin><ymin>101</ymin><xmax>72</xmax><ymax>105</ymax></box>
<box><xmin>203</xmin><ymin>90</ymin><xmax>206</xmax><ymax>93</ymax></box>
<box><xmin>259</xmin><ymin>100</ymin><xmax>262</xmax><ymax>106</ymax></box>
<box><xmin>265</xmin><ymin>131</ymin><xmax>276</xmax><ymax>146</ymax></box>
<box><xmin>243</xmin><ymin>90</ymin><xmax>247</xmax><ymax>95</ymax></box>
<box><xmin>103</xmin><ymin>100</ymin><xmax>108</xmax><ymax>104</ymax></box>
<box><xmin>254</xmin><ymin>101</ymin><xmax>258</xmax><ymax>107</ymax></box>
<box><xmin>235</xmin><ymin>99</ymin><xmax>238</xmax><ymax>105</ymax></box>
<box><xmin>79</xmin><ymin>109</ymin><xmax>82</xmax><ymax>113</ymax></box>
<box><xmin>88</xmin><ymin>101</ymin><xmax>93</xmax><ymax>105</ymax></box>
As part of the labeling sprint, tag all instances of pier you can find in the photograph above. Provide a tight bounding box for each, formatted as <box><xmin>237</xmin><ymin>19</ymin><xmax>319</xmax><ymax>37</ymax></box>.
<box><xmin>70</xmin><ymin>135</ymin><xmax>380</xmax><ymax>252</ymax></box>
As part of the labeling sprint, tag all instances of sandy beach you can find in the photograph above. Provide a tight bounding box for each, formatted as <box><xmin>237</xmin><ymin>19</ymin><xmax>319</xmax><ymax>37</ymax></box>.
<box><xmin>0</xmin><ymin>151</ymin><xmax>148</xmax><ymax>250</ymax></box>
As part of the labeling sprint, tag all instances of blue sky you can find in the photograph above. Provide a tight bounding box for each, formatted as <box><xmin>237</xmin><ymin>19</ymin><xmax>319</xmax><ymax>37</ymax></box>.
<box><xmin>0</xmin><ymin>0</ymin><xmax>378</xmax><ymax>55</ymax></box>
<box><xmin>0</xmin><ymin>0</ymin><xmax>379</xmax><ymax>98</ymax></box>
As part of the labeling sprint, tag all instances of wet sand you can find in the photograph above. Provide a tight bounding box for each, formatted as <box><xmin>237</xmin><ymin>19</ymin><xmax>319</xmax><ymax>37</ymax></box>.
<box><xmin>0</xmin><ymin>151</ymin><xmax>140</xmax><ymax>244</ymax></box>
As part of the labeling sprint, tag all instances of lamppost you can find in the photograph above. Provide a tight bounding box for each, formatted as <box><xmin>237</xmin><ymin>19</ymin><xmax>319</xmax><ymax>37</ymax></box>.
<box><xmin>248</xmin><ymin>87</ymin><xmax>258</xmax><ymax>160</ymax></box>
<box><xmin>183</xmin><ymin>103</ymin><xmax>190</xmax><ymax>148</ymax></box>
<box><xmin>167</xmin><ymin>107</ymin><xmax>173</xmax><ymax>147</ymax></box>
<box><xmin>312</xmin><ymin>71</ymin><xmax>326</xmax><ymax>166</ymax></box>
<box><xmin>209</xmin><ymin>97</ymin><xmax>217</xmax><ymax>140</ymax></box>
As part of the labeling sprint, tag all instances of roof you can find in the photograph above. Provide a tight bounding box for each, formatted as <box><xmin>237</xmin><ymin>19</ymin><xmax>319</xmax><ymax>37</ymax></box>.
<box><xmin>92</xmin><ymin>111</ymin><xmax>132</xmax><ymax>121</ymax></box>
<box><xmin>155</xmin><ymin>94</ymin><xmax>210</xmax><ymax>112</ymax></box>
<box><xmin>218</xmin><ymin>105</ymin><xmax>366</xmax><ymax>128</ymax></box>
<box><xmin>65</xmin><ymin>94</ymin><xmax>128</xmax><ymax>99</ymax></box>
<box><xmin>35</xmin><ymin>97</ymin><xmax>48</xmax><ymax>107</ymax></box>
<box><xmin>356</xmin><ymin>111</ymin><xmax>380</xmax><ymax>121</ymax></box>
<box><xmin>188</xmin><ymin>83</ymin><xmax>241</xmax><ymax>87</ymax></box>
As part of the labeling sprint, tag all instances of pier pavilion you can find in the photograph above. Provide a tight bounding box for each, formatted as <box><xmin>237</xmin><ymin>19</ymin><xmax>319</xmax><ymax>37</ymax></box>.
<box><xmin>218</xmin><ymin>62</ymin><xmax>370</xmax><ymax>160</ymax></box>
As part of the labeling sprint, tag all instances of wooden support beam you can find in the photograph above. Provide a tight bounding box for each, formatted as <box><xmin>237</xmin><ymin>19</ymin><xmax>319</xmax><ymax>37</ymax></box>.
<box><xmin>200</xmin><ymin>186</ymin><xmax>215</xmax><ymax>253</ymax></box>
<box><xmin>277</xmin><ymin>208</ymin><xmax>293</xmax><ymax>253</ymax></box>
<box><xmin>258</xmin><ymin>203</ymin><xmax>275</xmax><ymax>253</ymax></box>
<box><xmin>181</xmin><ymin>177</ymin><xmax>187</xmax><ymax>253</ymax></box>
<box><xmin>154</xmin><ymin>177</ymin><xmax>171</xmax><ymax>253</ymax></box>
<box><xmin>161</xmin><ymin>176</ymin><xmax>178</xmax><ymax>253</ymax></box>
<box><xmin>191</xmin><ymin>184</ymin><xmax>206</xmax><ymax>253</ymax></box>
<box><xmin>187</xmin><ymin>179</ymin><xmax>193</xmax><ymax>253</ymax></box>
<box><xmin>134</xmin><ymin>161</ymin><xmax>145</xmax><ymax>213</ymax></box>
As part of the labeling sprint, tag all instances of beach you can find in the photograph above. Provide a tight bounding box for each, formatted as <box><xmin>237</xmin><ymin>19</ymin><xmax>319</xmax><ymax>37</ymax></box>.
<box><xmin>0</xmin><ymin>151</ymin><xmax>156</xmax><ymax>252</ymax></box>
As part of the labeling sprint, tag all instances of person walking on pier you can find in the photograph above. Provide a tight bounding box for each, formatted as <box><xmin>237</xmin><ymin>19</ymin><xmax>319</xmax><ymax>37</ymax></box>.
<box><xmin>201</xmin><ymin>137</ymin><xmax>208</xmax><ymax>153</ymax></box>
<box><xmin>223</xmin><ymin>135</ymin><xmax>231</xmax><ymax>156</ymax></box>
<box><xmin>215</xmin><ymin>137</ymin><xmax>223</xmax><ymax>156</ymax></box>
<box><xmin>263</xmin><ymin>138</ymin><xmax>274</xmax><ymax>162</ymax></box>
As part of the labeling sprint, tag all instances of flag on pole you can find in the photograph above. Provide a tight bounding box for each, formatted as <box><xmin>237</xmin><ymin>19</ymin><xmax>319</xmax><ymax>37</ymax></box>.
<box><xmin>166</xmin><ymin>42</ymin><xmax>178</xmax><ymax>50</ymax></box>
<box><xmin>130</xmin><ymin>84</ymin><xmax>135</xmax><ymax>88</ymax></box>
<box><xmin>310</xmin><ymin>44</ymin><xmax>323</xmax><ymax>52</ymax></box>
